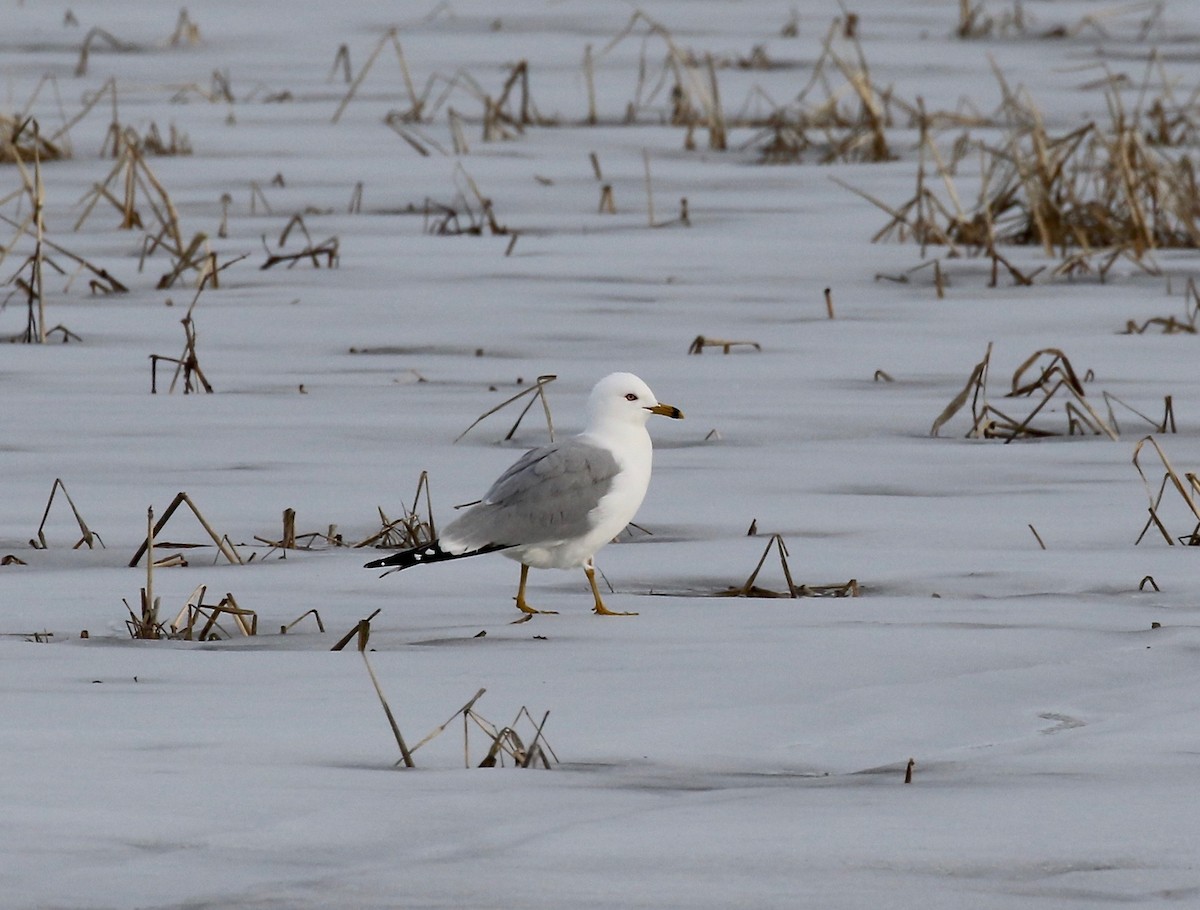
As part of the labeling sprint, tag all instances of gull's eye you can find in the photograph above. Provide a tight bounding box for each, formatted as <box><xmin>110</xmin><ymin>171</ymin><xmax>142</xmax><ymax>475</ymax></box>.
<box><xmin>625</xmin><ymin>393</ymin><xmax>638</xmax><ymax>401</ymax></box>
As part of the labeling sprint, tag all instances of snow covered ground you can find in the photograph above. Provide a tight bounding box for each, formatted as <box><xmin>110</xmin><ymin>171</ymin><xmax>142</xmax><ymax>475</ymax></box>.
<box><xmin>5</xmin><ymin>1</ymin><xmax>1200</xmax><ymax>907</ymax></box>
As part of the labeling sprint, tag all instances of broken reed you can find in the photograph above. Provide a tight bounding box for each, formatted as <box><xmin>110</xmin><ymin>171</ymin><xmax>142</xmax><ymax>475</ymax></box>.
<box><xmin>709</xmin><ymin>533</ymin><xmax>859</xmax><ymax>599</ymax></box>
<box><xmin>845</xmin><ymin>60</ymin><xmax>1200</xmax><ymax>283</ymax></box>
<box><xmin>1133</xmin><ymin>435</ymin><xmax>1200</xmax><ymax>546</ymax></box>
<box><xmin>956</xmin><ymin>0</ymin><xmax>1164</xmax><ymax>41</ymax></box>
<box><xmin>351</xmin><ymin>623</ymin><xmax>558</xmax><ymax>771</ymax></box>
<box><xmin>931</xmin><ymin>344</ymin><xmax>1174</xmax><ymax>441</ymax></box>
<box><xmin>30</xmin><ymin>478</ymin><xmax>102</xmax><ymax>550</ymax></box>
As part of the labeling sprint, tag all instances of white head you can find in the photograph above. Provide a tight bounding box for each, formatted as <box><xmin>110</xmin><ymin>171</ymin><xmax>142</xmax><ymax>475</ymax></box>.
<box><xmin>585</xmin><ymin>372</ymin><xmax>683</xmax><ymax>433</ymax></box>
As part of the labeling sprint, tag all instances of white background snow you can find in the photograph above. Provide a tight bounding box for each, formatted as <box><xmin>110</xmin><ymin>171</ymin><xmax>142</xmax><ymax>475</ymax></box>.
<box><xmin>4</xmin><ymin>1</ymin><xmax>1200</xmax><ymax>907</ymax></box>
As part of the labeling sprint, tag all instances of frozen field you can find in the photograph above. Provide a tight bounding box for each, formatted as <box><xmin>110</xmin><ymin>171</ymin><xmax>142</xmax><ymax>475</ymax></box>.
<box><xmin>5</xmin><ymin>1</ymin><xmax>1200</xmax><ymax>907</ymax></box>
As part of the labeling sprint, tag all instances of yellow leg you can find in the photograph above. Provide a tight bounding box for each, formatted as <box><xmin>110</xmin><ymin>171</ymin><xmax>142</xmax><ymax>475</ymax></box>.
<box><xmin>586</xmin><ymin>559</ymin><xmax>637</xmax><ymax>616</ymax></box>
<box><xmin>514</xmin><ymin>563</ymin><xmax>557</xmax><ymax>615</ymax></box>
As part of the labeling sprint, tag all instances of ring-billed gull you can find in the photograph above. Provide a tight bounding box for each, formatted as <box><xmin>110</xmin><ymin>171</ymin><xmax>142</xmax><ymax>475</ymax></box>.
<box><xmin>364</xmin><ymin>372</ymin><xmax>683</xmax><ymax>616</ymax></box>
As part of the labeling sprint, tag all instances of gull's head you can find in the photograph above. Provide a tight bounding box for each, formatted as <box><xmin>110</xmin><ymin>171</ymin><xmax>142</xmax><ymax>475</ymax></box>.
<box><xmin>586</xmin><ymin>372</ymin><xmax>684</xmax><ymax>432</ymax></box>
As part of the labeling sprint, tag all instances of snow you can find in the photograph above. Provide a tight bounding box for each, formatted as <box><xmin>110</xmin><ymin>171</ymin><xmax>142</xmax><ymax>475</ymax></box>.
<box><xmin>4</xmin><ymin>1</ymin><xmax>1200</xmax><ymax>907</ymax></box>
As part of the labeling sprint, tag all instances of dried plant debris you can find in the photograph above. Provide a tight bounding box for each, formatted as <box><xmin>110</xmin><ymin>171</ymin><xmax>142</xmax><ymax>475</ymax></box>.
<box><xmin>687</xmin><ymin>335</ymin><xmax>761</xmax><ymax>355</ymax></box>
<box><xmin>357</xmin><ymin>471</ymin><xmax>438</xmax><ymax>551</ymax></box>
<box><xmin>956</xmin><ymin>0</ymin><xmax>1166</xmax><ymax>42</ymax></box>
<box><xmin>1133</xmin><ymin>436</ymin><xmax>1200</xmax><ymax>546</ymax></box>
<box><xmin>168</xmin><ymin>587</ymin><xmax>258</xmax><ymax>640</ymax></box>
<box><xmin>149</xmin><ymin>284</ymin><xmax>214</xmax><ymax>393</ymax></box>
<box><xmin>712</xmin><ymin>534</ymin><xmax>859</xmax><ymax>598</ymax></box>
<box><xmin>30</xmin><ymin>478</ymin><xmax>103</xmax><ymax>550</ymax></box>
<box><xmin>1123</xmin><ymin>278</ymin><xmax>1200</xmax><ymax>334</ymax></box>
<box><xmin>598</xmin><ymin>10</ymin><xmax>728</xmax><ymax>150</ymax></box>
<box><xmin>128</xmin><ymin>492</ymin><xmax>244</xmax><ymax>568</ymax></box>
<box><xmin>929</xmin><ymin>344</ymin><xmax>1172</xmax><ymax>442</ymax></box>
<box><xmin>260</xmin><ymin>214</ymin><xmax>339</xmax><ymax>269</ymax></box>
<box><xmin>843</xmin><ymin>61</ymin><xmax>1200</xmax><ymax>285</ymax></box>
<box><xmin>352</xmin><ymin>619</ymin><xmax>559</xmax><ymax>771</ymax></box>
<box><xmin>256</xmin><ymin>509</ymin><xmax>343</xmax><ymax>554</ymax></box>
<box><xmin>454</xmin><ymin>375</ymin><xmax>557</xmax><ymax>444</ymax></box>
<box><xmin>746</xmin><ymin>16</ymin><xmax>896</xmax><ymax>164</ymax></box>
<box><xmin>1</xmin><ymin>115</ymin><xmax>64</xmax><ymax>164</ymax></box>
<box><xmin>421</xmin><ymin>166</ymin><xmax>509</xmax><ymax>237</ymax></box>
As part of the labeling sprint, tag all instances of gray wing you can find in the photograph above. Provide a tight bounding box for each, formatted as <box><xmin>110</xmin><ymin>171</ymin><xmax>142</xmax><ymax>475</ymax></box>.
<box><xmin>442</xmin><ymin>438</ymin><xmax>619</xmax><ymax>550</ymax></box>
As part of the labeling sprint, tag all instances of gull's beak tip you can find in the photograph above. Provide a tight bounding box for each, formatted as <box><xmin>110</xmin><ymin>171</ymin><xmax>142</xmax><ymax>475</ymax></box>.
<box><xmin>648</xmin><ymin>403</ymin><xmax>684</xmax><ymax>420</ymax></box>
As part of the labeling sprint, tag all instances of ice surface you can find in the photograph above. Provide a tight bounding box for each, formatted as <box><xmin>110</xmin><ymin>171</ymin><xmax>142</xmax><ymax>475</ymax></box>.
<box><xmin>4</xmin><ymin>2</ymin><xmax>1200</xmax><ymax>907</ymax></box>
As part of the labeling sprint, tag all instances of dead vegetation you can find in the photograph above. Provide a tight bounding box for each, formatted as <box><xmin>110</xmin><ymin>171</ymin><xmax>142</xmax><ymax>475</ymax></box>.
<box><xmin>713</xmin><ymin>533</ymin><xmax>859</xmax><ymax>598</ymax></box>
<box><xmin>1123</xmin><ymin>277</ymin><xmax>1200</xmax><ymax>334</ymax></box>
<box><xmin>30</xmin><ymin>479</ymin><xmax>103</xmax><ymax>550</ymax></box>
<box><xmin>128</xmin><ymin>492</ymin><xmax>244</xmax><ymax>568</ymax></box>
<box><xmin>356</xmin><ymin>472</ymin><xmax>438</xmax><ymax>552</ymax></box>
<box><xmin>256</xmin><ymin>509</ymin><xmax>344</xmax><ymax>555</ymax></box>
<box><xmin>1133</xmin><ymin>436</ymin><xmax>1200</xmax><ymax>545</ymax></box>
<box><xmin>955</xmin><ymin>0</ymin><xmax>1165</xmax><ymax>42</ymax></box>
<box><xmin>931</xmin><ymin>344</ymin><xmax>1174</xmax><ymax>441</ymax></box>
<box><xmin>420</xmin><ymin>165</ymin><xmax>510</xmax><ymax>237</ymax></box>
<box><xmin>260</xmin><ymin>214</ymin><xmax>339</xmax><ymax>269</ymax></box>
<box><xmin>149</xmin><ymin>283</ymin><xmax>214</xmax><ymax>393</ymax></box>
<box><xmin>1</xmin><ymin>115</ymin><xmax>65</xmax><ymax>164</ymax></box>
<box><xmin>332</xmin><ymin>27</ymin><xmax>552</xmax><ymax>154</ymax></box>
<box><xmin>355</xmin><ymin>618</ymin><xmax>557</xmax><ymax>770</ymax></box>
<box><xmin>454</xmin><ymin>374</ymin><xmax>557</xmax><ymax>444</ymax></box>
<box><xmin>687</xmin><ymin>335</ymin><xmax>761</xmax><ymax>355</ymax></box>
<box><xmin>845</xmin><ymin>59</ymin><xmax>1200</xmax><ymax>285</ymax></box>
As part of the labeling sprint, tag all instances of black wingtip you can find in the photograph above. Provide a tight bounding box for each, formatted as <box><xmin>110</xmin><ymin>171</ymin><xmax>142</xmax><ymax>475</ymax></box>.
<box><xmin>364</xmin><ymin>540</ymin><xmax>511</xmax><ymax>573</ymax></box>
<box><xmin>363</xmin><ymin>541</ymin><xmax>446</xmax><ymax>571</ymax></box>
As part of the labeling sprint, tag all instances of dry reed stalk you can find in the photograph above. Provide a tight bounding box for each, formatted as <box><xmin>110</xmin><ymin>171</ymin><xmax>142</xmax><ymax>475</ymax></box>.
<box><xmin>280</xmin><ymin>609</ymin><xmax>325</xmax><ymax>634</ymax></box>
<box><xmin>168</xmin><ymin>8</ymin><xmax>201</xmax><ymax>46</ymax></box>
<box><xmin>470</xmin><ymin>705</ymin><xmax>557</xmax><ymax>769</ymax></box>
<box><xmin>852</xmin><ymin>64</ymin><xmax>1200</xmax><ymax>283</ymax></box>
<box><xmin>479</xmin><ymin>60</ymin><xmax>551</xmax><ymax>140</ymax></box>
<box><xmin>128</xmin><ymin>492</ymin><xmax>244</xmax><ymax>567</ymax></box>
<box><xmin>74</xmin><ymin>27</ymin><xmax>134</xmax><ymax>78</ymax></box>
<box><xmin>1132</xmin><ymin>436</ymin><xmax>1200</xmax><ymax>545</ymax></box>
<box><xmin>74</xmin><ymin>126</ymin><xmax>202</xmax><ymax>289</ymax></box>
<box><xmin>1</xmin><ymin>114</ymin><xmax>64</xmax><ymax>164</ymax></box>
<box><xmin>594</xmin><ymin>183</ymin><xmax>614</xmax><ymax>213</ymax></box>
<box><xmin>1123</xmin><ymin>278</ymin><xmax>1200</xmax><ymax>335</ymax></box>
<box><xmin>643</xmin><ymin>149</ymin><xmax>655</xmax><ymax>226</ymax></box>
<box><xmin>712</xmin><ymin>534</ymin><xmax>859</xmax><ymax>598</ymax></box>
<box><xmin>124</xmin><ymin>508</ymin><xmax>165</xmax><ymax>639</ymax></box>
<box><xmin>30</xmin><ymin>478</ymin><xmax>102</xmax><ymax>550</ymax></box>
<box><xmin>407</xmin><ymin>688</ymin><xmax>487</xmax><ymax>761</ymax></box>
<box><xmin>688</xmin><ymin>335</ymin><xmax>761</xmax><ymax>354</ymax></box>
<box><xmin>421</xmin><ymin>168</ymin><xmax>509</xmax><ymax>236</ymax></box>
<box><xmin>260</xmin><ymin>213</ymin><xmax>340</xmax><ymax>269</ymax></box>
<box><xmin>932</xmin><ymin>344</ymin><xmax>1121</xmax><ymax>441</ymax></box>
<box><xmin>356</xmin><ymin>471</ymin><xmax>437</xmax><ymax>550</ymax></box>
<box><xmin>748</xmin><ymin>16</ymin><xmax>898</xmax><ymax>164</ymax></box>
<box><xmin>583</xmin><ymin>44</ymin><xmax>597</xmax><ymax>125</ymax></box>
<box><xmin>328</xmin><ymin>44</ymin><xmax>353</xmax><ymax>84</ymax></box>
<box><xmin>332</xmin><ymin>28</ymin><xmax>420</xmax><ymax>124</ymax></box>
<box><xmin>149</xmin><ymin>282</ymin><xmax>214</xmax><ymax>393</ymax></box>
<box><xmin>13</xmin><ymin>136</ymin><xmax>47</xmax><ymax>342</ymax></box>
<box><xmin>170</xmin><ymin>588</ymin><xmax>257</xmax><ymax>640</ymax></box>
<box><xmin>195</xmin><ymin>594</ymin><xmax>256</xmax><ymax>639</ymax></box>
<box><xmin>448</xmin><ymin>108</ymin><xmax>469</xmax><ymax>154</ymax></box>
<box><xmin>330</xmin><ymin>609</ymin><xmax>381</xmax><ymax>651</ymax></box>
<box><xmin>599</xmin><ymin>10</ymin><xmax>726</xmax><ymax>149</ymax></box>
<box><xmin>355</xmin><ymin>619</ymin><xmax>416</xmax><ymax>768</ymax></box>
<box><xmin>454</xmin><ymin>375</ymin><xmax>557</xmax><ymax>443</ymax></box>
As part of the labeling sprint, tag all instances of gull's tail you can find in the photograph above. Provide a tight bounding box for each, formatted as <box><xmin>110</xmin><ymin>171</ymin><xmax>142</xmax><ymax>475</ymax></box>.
<box><xmin>363</xmin><ymin>540</ymin><xmax>508</xmax><ymax>573</ymax></box>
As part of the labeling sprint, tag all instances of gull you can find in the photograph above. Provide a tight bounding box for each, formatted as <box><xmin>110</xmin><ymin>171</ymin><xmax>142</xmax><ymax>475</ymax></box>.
<box><xmin>364</xmin><ymin>372</ymin><xmax>683</xmax><ymax>616</ymax></box>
